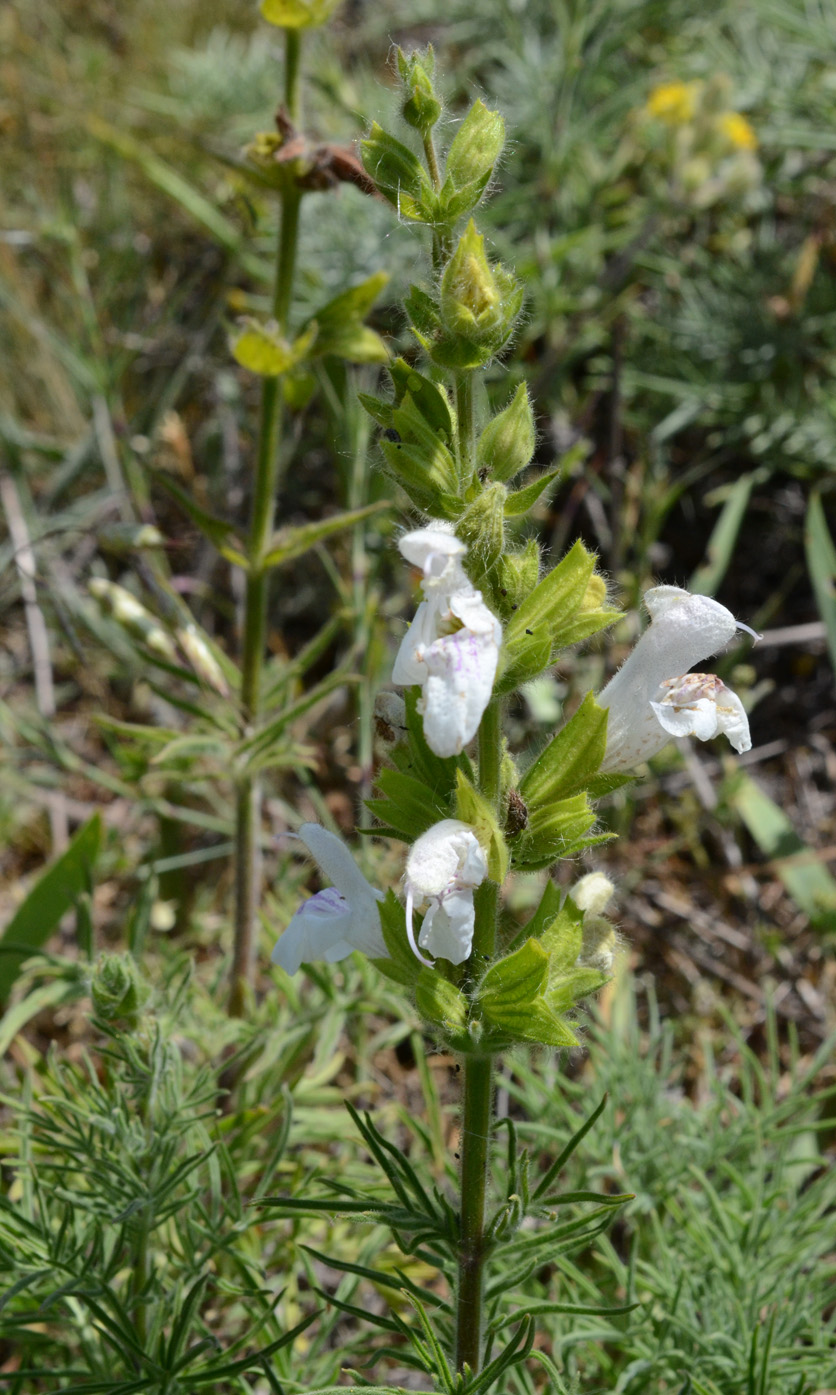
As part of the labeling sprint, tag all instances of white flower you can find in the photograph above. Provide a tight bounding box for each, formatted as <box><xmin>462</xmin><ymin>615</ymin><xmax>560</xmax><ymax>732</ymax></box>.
<box><xmin>271</xmin><ymin>824</ymin><xmax>386</xmax><ymax>975</ymax></box>
<box><xmin>599</xmin><ymin>585</ymin><xmax>759</xmax><ymax>772</ymax></box>
<box><xmin>404</xmin><ymin>819</ymin><xmax>488</xmax><ymax>967</ymax></box>
<box><xmin>393</xmin><ymin>523</ymin><xmax>501</xmax><ymax>758</ymax></box>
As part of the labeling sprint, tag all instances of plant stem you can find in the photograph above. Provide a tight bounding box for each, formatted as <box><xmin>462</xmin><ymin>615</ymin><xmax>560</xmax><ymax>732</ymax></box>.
<box><xmin>456</xmin><ymin>1052</ymin><xmax>493</xmax><ymax>1373</ymax></box>
<box><xmin>455</xmin><ymin>694</ymin><xmax>502</xmax><ymax>1370</ymax></box>
<box><xmin>229</xmin><ymin>29</ymin><xmax>303</xmax><ymax>1016</ymax></box>
<box><xmin>454</xmin><ymin>371</ymin><xmax>476</xmax><ymax>483</ymax></box>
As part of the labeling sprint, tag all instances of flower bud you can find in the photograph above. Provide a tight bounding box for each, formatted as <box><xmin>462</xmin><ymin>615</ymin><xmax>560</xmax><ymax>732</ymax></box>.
<box><xmin>477</xmin><ymin>383</ymin><xmax>536</xmax><ymax>483</ymax></box>
<box><xmin>91</xmin><ymin>953</ymin><xmax>150</xmax><ymax>1029</ymax></box>
<box><xmin>397</xmin><ymin>48</ymin><xmax>442</xmax><ymax>134</ymax></box>
<box><xmin>439</xmin><ymin>221</ymin><xmax>524</xmax><ymax>353</ymax></box>
<box><xmin>492</xmin><ymin>539</ymin><xmax>541</xmax><ymax>615</ymax></box>
<box><xmin>175</xmin><ymin>625</ymin><xmax>230</xmax><ymax>696</ymax></box>
<box><xmin>572</xmin><ymin>871</ymin><xmax>615</xmax><ymax>916</ymax></box>
<box><xmin>457</xmin><ymin>482</ymin><xmax>506</xmax><ymax>570</ymax></box>
<box><xmin>89</xmin><ymin>578</ymin><xmax>177</xmax><ymax>660</ymax></box>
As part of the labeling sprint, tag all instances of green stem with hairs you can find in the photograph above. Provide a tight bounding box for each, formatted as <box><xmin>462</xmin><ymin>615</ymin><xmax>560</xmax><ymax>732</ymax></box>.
<box><xmin>454</xmin><ymin>438</ymin><xmax>504</xmax><ymax>1372</ymax></box>
<box><xmin>229</xmin><ymin>29</ymin><xmax>303</xmax><ymax>1017</ymax></box>
<box><xmin>454</xmin><ymin>371</ymin><xmax>476</xmax><ymax>485</ymax></box>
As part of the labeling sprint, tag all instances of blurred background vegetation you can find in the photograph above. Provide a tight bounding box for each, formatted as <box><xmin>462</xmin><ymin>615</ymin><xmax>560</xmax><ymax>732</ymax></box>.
<box><xmin>1</xmin><ymin>0</ymin><xmax>835</xmax><ymax>1390</ymax></box>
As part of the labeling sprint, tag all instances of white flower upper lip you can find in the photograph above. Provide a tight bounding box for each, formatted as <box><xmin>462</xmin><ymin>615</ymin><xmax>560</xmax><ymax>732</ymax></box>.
<box><xmin>393</xmin><ymin>523</ymin><xmax>501</xmax><ymax>759</ymax></box>
<box><xmin>599</xmin><ymin>585</ymin><xmax>758</xmax><ymax>771</ymax></box>
<box><xmin>271</xmin><ymin>824</ymin><xmax>385</xmax><ymax>975</ymax></box>
<box><xmin>404</xmin><ymin>818</ymin><xmax>488</xmax><ymax>967</ymax></box>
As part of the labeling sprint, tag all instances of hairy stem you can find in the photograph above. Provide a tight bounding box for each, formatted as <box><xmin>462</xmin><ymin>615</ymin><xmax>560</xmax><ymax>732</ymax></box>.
<box><xmin>229</xmin><ymin>30</ymin><xmax>303</xmax><ymax>1016</ymax></box>
<box><xmin>454</xmin><ymin>371</ymin><xmax>476</xmax><ymax>482</ymax></box>
<box><xmin>456</xmin><ymin>1053</ymin><xmax>493</xmax><ymax>1373</ymax></box>
<box><xmin>455</xmin><ymin>697</ymin><xmax>502</xmax><ymax>1370</ymax></box>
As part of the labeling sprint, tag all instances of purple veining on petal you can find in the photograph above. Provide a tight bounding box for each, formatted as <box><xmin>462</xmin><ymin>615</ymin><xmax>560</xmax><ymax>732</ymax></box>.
<box><xmin>298</xmin><ymin>887</ymin><xmax>348</xmax><ymax>918</ymax></box>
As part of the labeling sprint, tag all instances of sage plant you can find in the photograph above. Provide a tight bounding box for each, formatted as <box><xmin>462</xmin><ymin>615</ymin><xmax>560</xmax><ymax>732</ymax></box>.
<box><xmin>269</xmin><ymin>46</ymin><xmax>759</xmax><ymax>1387</ymax></box>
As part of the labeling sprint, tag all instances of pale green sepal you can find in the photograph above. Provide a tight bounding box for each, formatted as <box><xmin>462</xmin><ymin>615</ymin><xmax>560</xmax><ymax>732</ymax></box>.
<box><xmin>391</xmin><ymin>394</ymin><xmax>458</xmax><ymax>489</ymax></box>
<box><xmin>481</xmin><ymin>995</ymin><xmax>579</xmax><ymax>1050</ymax></box>
<box><xmin>520</xmin><ymin>693</ymin><xmax>608</xmax><ymax>806</ymax></box>
<box><xmin>504</xmin><ymin>466</ymin><xmax>562</xmax><ymax>518</ymax></box>
<box><xmin>261</xmin><ymin>0</ymin><xmax>341</xmax><ymax>27</ymax></box>
<box><xmin>488</xmin><ymin>539</ymin><xmax>541</xmax><ymax>619</ymax></box>
<box><xmin>455</xmin><ymin>769</ymin><xmax>509</xmax><ymax>883</ymax></box>
<box><xmin>539</xmin><ymin>898</ymin><xmax>584</xmax><ymax>972</ymax></box>
<box><xmin>380</xmin><ymin>438</ymin><xmax>463</xmax><ymax>518</ymax></box>
<box><xmin>370</xmin><ymin>889</ymin><xmax>421</xmax><ymax>989</ymax></box>
<box><xmin>548</xmin><ymin>965</ymin><xmax>608</xmax><ymax>1013</ymax></box>
<box><xmin>389</xmin><ymin>359</ymin><xmax>454</xmax><ymax>439</ymax></box>
<box><xmin>480</xmin><ymin>938</ymin><xmax>548</xmax><ymax>1006</ymax></box>
<box><xmin>512</xmin><ymin>792</ymin><xmax>605</xmax><ymax>872</ymax></box>
<box><xmin>477</xmin><ymin>383</ymin><xmax>535</xmax><ymax>483</ymax></box>
<box><xmin>415</xmin><ymin>968</ymin><xmax>470</xmax><ymax>1049</ymax></box>
<box><xmin>458</xmin><ymin>482</ymin><xmax>506</xmax><ymax>569</ymax></box>
<box><xmin>445</xmin><ymin>100</ymin><xmax>505</xmax><ymax>192</ymax></box>
<box><xmin>504</xmin><ymin>538</ymin><xmax>594</xmax><ymax>650</ymax></box>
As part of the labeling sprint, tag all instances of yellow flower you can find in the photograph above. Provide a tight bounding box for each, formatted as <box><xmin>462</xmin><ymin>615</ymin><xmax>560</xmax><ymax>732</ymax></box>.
<box><xmin>646</xmin><ymin>80</ymin><xmax>700</xmax><ymax>124</ymax></box>
<box><xmin>718</xmin><ymin>111</ymin><xmax>758</xmax><ymax>150</ymax></box>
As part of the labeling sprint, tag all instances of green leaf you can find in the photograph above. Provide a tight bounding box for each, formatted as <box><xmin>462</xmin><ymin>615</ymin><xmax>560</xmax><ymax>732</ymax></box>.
<box><xmin>520</xmin><ymin>693</ymin><xmax>608</xmax><ymax>806</ymax></box>
<box><xmin>310</xmin><ymin>271</ymin><xmax>390</xmax><ymax>328</ymax></box>
<box><xmin>153</xmin><ymin>474</ymin><xmax>247</xmax><ymax>566</ymax></box>
<box><xmin>390</xmin><ymin>686</ymin><xmax>466</xmax><ymax>799</ymax></box>
<box><xmin>357</xmin><ymin>390</ymin><xmax>394</xmax><ymax>429</ymax></box>
<box><xmin>445</xmin><ymin>100</ymin><xmax>505</xmax><ymax>192</ymax></box>
<box><xmin>805</xmin><ymin>490</ymin><xmax>836</xmax><ymax>674</ymax></box>
<box><xmin>302</xmin><ymin>272</ymin><xmax>391</xmax><ymax>364</ymax></box>
<box><xmin>361</xmin><ymin>124</ymin><xmax>432</xmax><ymax>219</ymax></box>
<box><xmin>370</xmin><ymin>889</ymin><xmax>420</xmax><ymax>988</ymax></box>
<box><xmin>0</xmin><ymin>815</ymin><xmax>102</xmax><ymax>1001</ymax></box>
<box><xmin>261</xmin><ymin>501</ymin><xmax>390</xmax><ymax>569</ymax></box>
<box><xmin>366</xmin><ymin>767</ymin><xmax>450</xmax><ymax>842</ymax></box>
<box><xmin>86</xmin><ymin>116</ymin><xmax>268</xmax><ymax>282</ymax></box>
<box><xmin>231</xmin><ymin>319</ymin><xmax>296</xmax><ymax>376</ymax></box>
<box><xmin>730</xmin><ymin>773</ymin><xmax>836</xmax><ymax>932</ymax></box>
<box><xmin>455</xmin><ymin>769</ymin><xmax>509</xmax><ymax>882</ymax></box>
